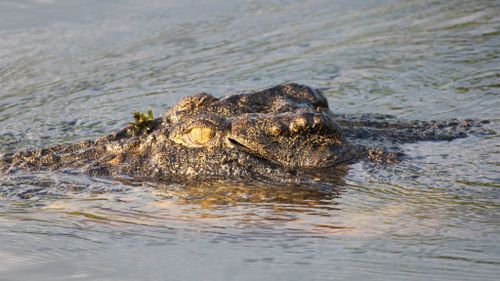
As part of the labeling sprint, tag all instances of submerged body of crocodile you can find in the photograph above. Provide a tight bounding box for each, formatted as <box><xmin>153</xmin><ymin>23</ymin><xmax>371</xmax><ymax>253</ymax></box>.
<box><xmin>0</xmin><ymin>84</ymin><xmax>488</xmax><ymax>183</ymax></box>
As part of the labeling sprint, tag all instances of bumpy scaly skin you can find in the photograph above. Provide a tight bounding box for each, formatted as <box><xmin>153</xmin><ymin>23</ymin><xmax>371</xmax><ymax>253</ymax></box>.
<box><xmin>0</xmin><ymin>84</ymin><xmax>489</xmax><ymax>183</ymax></box>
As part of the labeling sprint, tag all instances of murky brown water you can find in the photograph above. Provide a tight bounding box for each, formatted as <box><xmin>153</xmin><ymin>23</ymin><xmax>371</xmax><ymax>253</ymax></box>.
<box><xmin>1</xmin><ymin>0</ymin><xmax>499</xmax><ymax>280</ymax></box>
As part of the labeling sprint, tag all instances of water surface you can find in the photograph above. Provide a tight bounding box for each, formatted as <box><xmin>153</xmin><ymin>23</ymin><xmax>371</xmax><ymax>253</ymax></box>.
<box><xmin>0</xmin><ymin>0</ymin><xmax>499</xmax><ymax>280</ymax></box>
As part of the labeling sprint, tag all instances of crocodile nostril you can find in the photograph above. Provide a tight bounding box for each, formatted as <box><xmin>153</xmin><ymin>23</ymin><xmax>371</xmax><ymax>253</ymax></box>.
<box><xmin>290</xmin><ymin>116</ymin><xmax>308</xmax><ymax>133</ymax></box>
<box><xmin>312</xmin><ymin>115</ymin><xmax>324</xmax><ymax>129</ymax></box>
<box><xmin>268</xmin><ymin>124</ymin><xmax>284</xmax><ymax>136</ymax></box>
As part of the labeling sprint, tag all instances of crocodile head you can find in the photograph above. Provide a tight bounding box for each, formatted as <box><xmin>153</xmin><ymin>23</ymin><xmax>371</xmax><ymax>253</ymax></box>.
<box><xmin>128</xmin><ymin>83</ymin><xmax>354</xmax><ymax>181</ymax></box>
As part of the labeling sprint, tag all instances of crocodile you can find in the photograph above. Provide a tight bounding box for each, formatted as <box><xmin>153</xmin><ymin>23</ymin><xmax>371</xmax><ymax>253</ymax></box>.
<box><xmin>0</xmin><ymin>83</ymin><xmax>489</xmax><ymax>184</ymax></box>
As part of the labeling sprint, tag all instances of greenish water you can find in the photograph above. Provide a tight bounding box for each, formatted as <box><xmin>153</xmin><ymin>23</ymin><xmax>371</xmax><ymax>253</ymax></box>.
<box><xmin>0</xmin><ymin>0</ymin><xmax>499</xmax><ymax>280</ymax></box>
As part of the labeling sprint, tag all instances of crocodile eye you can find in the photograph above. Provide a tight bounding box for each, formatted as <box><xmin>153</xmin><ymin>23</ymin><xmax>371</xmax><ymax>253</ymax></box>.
<box><xmin>186</xmin><ymin>127</ymin><xmax>215</xmax><ymax>146</ymax></box>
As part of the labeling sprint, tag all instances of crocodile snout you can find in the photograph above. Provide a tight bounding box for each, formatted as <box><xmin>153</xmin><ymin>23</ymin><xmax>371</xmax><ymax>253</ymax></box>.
<box><xmin>228</xmin><ymin>111</ymin><xmax>350</xmax><ymax>169</ymax></box>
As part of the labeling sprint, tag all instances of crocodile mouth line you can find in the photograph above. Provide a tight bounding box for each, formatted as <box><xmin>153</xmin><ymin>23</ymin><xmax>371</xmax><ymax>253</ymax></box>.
<box><xmin>227</xmin><ymin>137</ymin><xmax>283</xmax><ymax>167</ymax></box>
<box><xmin>227</xmin><ymin>137</ymin><xmax>252</xmax><ymax>153</ymax></box>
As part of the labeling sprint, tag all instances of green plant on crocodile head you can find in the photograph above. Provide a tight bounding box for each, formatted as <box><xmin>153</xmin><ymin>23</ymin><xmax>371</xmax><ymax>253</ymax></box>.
<box><xmin>130</xmin><ymin>109</ymin><xmax>154</xmax><ymax>134</ymax></box>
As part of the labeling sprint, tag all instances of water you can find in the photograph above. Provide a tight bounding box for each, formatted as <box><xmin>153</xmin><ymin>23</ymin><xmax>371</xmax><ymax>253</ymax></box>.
<box><xmin>0</xmin><ymin>0</ymin><xmax>499</xmax><ymax>280</ymax></box>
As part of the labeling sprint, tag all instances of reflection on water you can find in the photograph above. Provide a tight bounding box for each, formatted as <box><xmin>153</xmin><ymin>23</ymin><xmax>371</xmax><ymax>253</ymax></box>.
<box><xmin>1</xmin><ymin>0</ymin><xmax>499</xmax><ymax>280</ymax></box>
